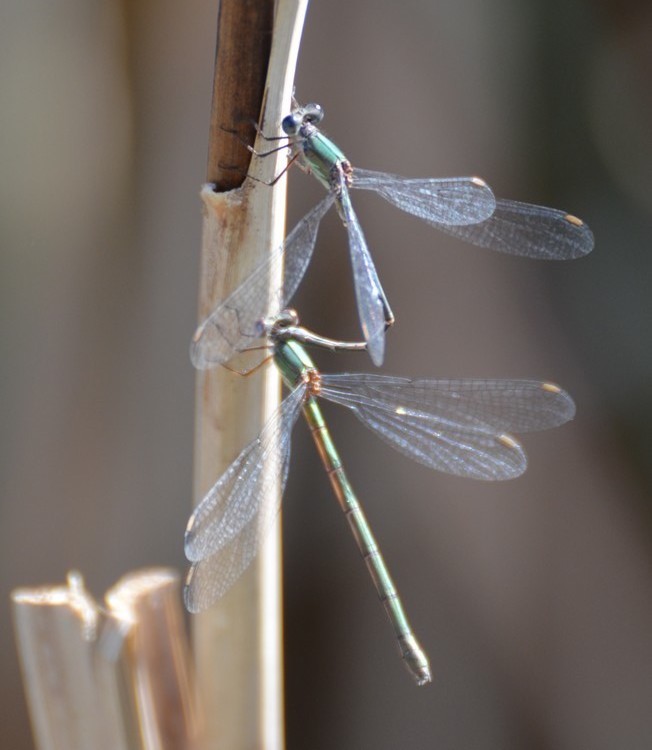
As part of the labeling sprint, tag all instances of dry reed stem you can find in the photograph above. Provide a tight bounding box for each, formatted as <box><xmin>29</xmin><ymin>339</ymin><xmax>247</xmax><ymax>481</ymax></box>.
<box><xmin>192</xmin><ymin>2</ymin><xmax>309</xmax><ymax>749</ymax></box>
<box><xmin>12</xmin><ymin>569</ymin><xmax>196</xmax><ymax>750</ymax></box>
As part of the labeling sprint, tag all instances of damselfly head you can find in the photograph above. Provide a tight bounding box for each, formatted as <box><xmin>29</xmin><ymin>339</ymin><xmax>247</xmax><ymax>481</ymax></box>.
<box><xmin>275</xmin><ymin>308</ymin><xmax>299</xmax><ymax>327</ymax></box>
<box><xmin>260</xmin><ymin>309</ymin><xmax>299</xmax><ymax>337</ymax></box>
<box><xmin>282</xmin><ymin>103</ymin><xmax>324</xmax><ymax>135</ymax></box>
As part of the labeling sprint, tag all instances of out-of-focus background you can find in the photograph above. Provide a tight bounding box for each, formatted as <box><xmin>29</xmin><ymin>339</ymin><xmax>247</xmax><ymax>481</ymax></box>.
<box><xmin>2</xmin><ymin>0</ymin><xmax>652</xmax><ymax>748</ymax></box>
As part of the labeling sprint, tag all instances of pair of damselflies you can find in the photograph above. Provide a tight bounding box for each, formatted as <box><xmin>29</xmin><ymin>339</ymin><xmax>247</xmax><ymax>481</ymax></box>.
<box><xmin>185</xmin><ymin>103</ymin><xmax>591</xmax><ymax>684</ymax></box>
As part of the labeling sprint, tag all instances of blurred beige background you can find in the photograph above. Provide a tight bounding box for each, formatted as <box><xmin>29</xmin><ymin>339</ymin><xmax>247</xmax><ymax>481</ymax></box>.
<box><xmin>2</xmin><ymin>1</ymin><xmax>652</xmax><ymax>748</ymax></box>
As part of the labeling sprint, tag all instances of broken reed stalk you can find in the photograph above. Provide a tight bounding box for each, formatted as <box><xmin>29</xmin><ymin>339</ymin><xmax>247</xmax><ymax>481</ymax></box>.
<box><xmin>192</xmin><ymin>2</ymin><xmax>309</xmax><ymax>750</ymax></box>
<box><xmin>12</xmin><ymin>569</ymin><xmax>197</xmax><ymax>750</ymax></box>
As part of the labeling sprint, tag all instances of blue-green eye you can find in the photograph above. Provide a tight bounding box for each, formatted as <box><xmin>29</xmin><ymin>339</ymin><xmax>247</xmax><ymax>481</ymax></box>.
<box><xmin>281</xmin><ymin>113</ymin><xmax>301</xmax><ymax>135</ymax></box>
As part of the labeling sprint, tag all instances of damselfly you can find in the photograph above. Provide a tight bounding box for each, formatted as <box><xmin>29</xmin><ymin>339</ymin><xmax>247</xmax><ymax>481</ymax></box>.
<box><xmin>236</xmin><ymin>102</ymin><xmax>594</xmax><ymax>364</ymax></box>
<box><xmin>184</xmin><ymin>311</ymin><xmax>576</xmax><ymax>684</ymax></box>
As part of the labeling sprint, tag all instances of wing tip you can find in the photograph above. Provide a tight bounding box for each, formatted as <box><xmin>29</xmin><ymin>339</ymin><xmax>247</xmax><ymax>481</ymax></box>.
<box><xmin>183</xmin><ymin>567</ymin><xmax>201</xmax><ymax>613</ymax></box>
<box><xmin>367</xmin><ymin>335</ymin><xmax>385</xmax><ymax>367</ymax></box>
<box><xmin>189</xmin><ymin>338</ymin><xmax>208</xmax><ymax>370</ymax></box>
<box><xmin>183</xmin><ymin>517</ymin><xmax>201</xmax><ymax>562</ymax></box>
<box><xmin>540</xmin><ymin>382</ymin><xmax>577</xmax><ymax>422</ymax></box>
<box><xmin>564</xmin><ymin>214</ymin><xmax>595</xmax><ymax>258</ymax></box>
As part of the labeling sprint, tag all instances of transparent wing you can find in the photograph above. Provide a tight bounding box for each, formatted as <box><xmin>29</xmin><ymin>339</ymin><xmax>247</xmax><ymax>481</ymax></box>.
<box><xmin>436</xmin><ymin>198</ymin><xmax>594</xmax><ymax>259</ymax></box>
<box><xmin>351</xmin><ymin>168</ymin><xmax>496</xmax><ymax>227</ymax></box>
<box><xmin>185</xmin><ymin>385</ymin><xmax>305</xmax><ymax>562</ymax></box>
<box><xmin>320</xmin><ymin>374</ymin><xmax>575</xmax><ymax>480</ymax></box>
<box><xmin>339</xmin><ymin>189</ymin><xmax>390</xmax><ymax>367</ymax></box>
<box><xmin>183</xmin><ymin>385</ymin><xmax>305</xmax><ymax>612</ymax></box>
<box><xmin>190</xmin><ymin>194</ymin><xmax>335</xmax><ymax>369</ymax></box>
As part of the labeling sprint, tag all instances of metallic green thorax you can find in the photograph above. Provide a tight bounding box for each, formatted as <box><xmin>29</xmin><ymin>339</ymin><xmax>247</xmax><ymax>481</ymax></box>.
<box><xmin>299</xmin><ymin>130</ymin><xmax>350</xmax><ymax>191</ymax></box>
<box><xmin>273</xmin><ymin>338</ymin><xmax>317</xmax><ymax>388</ymax></box>
<box><xmin>273</xmin><ymin>338</ymin><xmax>431</xmax><ymax>685</ymax></box>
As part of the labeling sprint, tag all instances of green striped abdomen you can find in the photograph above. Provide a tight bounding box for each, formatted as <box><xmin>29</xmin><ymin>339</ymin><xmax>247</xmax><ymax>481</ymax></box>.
<box><xmin>302</xmin><ymin>394</ymin><xmax>431</xmax><ymax>685</ymax></box>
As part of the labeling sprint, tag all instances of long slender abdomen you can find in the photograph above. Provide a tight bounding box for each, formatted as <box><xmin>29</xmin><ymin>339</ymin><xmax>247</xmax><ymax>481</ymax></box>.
<box><xmin>302</xmin><ymin>397</ymin><xmax>431</xmax><ymax>686</ymax></box>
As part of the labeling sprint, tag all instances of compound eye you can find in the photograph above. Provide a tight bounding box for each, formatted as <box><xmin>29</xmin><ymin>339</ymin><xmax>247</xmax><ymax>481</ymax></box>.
<box><xmin>281</xmin><ymin>113</ymin><xmax>300</xmax><ymax>135</ymax></box>
<box><xmin>275</xmin><ymin>309</ymin><xmax>296</xmax><ymax>328</ymax></box>
<box><xmin>285</xmin><ymin>308</ymin><xmax>299</xmax><ymax>326</ymax></box>
<box><xmin>303</xmin><ymin>103</ymin><xmax>324</xmax><ymax>124</ymax></box>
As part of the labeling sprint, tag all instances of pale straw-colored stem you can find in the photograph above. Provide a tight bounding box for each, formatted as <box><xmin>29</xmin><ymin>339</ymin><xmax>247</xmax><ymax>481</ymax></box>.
<box><xmin>192</xmin><ymin>2</ymin><xmax>309</xmax><ymax>750</ymax></box>
<box><xmin>12</xmin><ymin>569</ymin><xmax>196</xmax><ymax>750</ymax></box>
<box><xmin>104</xmin><ymin>569</ymin><xmax>200</xmax><ymax>750</ymax></box>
